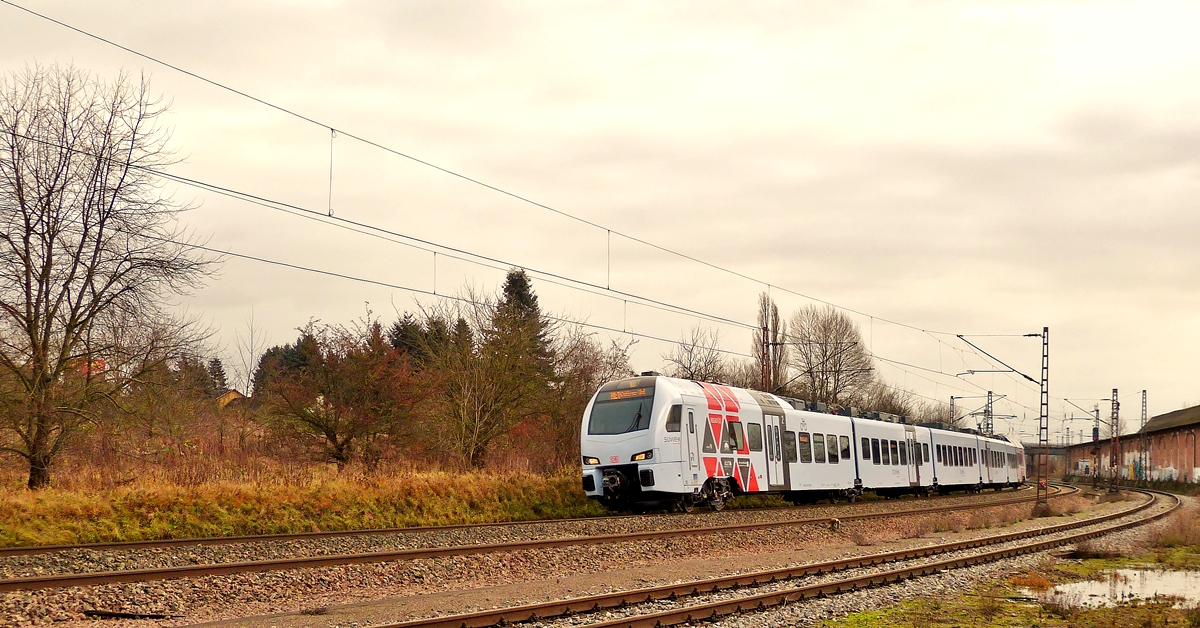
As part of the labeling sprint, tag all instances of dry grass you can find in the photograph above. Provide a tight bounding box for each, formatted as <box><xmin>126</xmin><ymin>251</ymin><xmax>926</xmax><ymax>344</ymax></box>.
<box><xmin>1037</xmin><ymin>589</ymin><xmax>1081</xmax><ymax>620</ymax></box>
<box><xmin>1186</xmin><ymin>604</ymin><xmax>1200</xmax><ymax>628</ymax></box>
<box><xmin>974</xmin><ymin>586</ymin><xmax>1003</xmax><ymax>619</ymax></box>
<box><xmin>0</xmin><ymin>464</ymin><xmax>606</xmax><ymax>547</ymax></box>
<box><xmin>1150</xmin><ymin>511</ymin><xmax>1200</xmax><ymax>548</ymax></box>
<box><xmin>1009</xmin><ymin>569</ymin><xmax>1053</xmax><ymax>591</ymax></box>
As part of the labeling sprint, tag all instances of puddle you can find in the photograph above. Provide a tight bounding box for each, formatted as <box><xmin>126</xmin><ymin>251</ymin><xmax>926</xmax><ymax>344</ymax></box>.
<box><xmin>1027</xmin><ymin>569</ymin><xmax>1200</xmax><ymax>608</ymax></box>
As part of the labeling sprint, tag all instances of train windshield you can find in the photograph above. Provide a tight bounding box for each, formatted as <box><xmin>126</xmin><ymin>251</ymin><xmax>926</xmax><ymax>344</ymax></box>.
<box><xmin>588</xmin><ymin>391</ymin><xmax>655</xmax><ymax>435</ymax></box>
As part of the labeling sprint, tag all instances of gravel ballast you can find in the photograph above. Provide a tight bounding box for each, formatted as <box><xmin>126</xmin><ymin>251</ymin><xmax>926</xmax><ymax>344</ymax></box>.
<box><xmin>0</xmin><ymin>488</ymin><xmax>1147</xmax><ymax>627</ymax></box>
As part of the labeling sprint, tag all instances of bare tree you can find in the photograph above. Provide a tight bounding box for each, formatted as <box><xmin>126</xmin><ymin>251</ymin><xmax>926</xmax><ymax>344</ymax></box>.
<box><xmin>786</xmin><ymin>305</ymin><xmax>874</xmax><ymax>407</ymax></box>
<box><xmin>662</xmin><ymin>326</ymin><xmax>728</xmax><ymax>382</ymax></box>
<box><xmin>232</xmin><ymin>310</ymin><xmax>268</xmax><ymax>396</ymax></box>
<box><xmin>857</xmin><ymin>380</ymin><xmax>915</xmax><ymax>417</ymax></box>
<box><xmin>751</xmin><ymin>293</ymin><xmax>788</xmax><ymax>392</ymax></box>
<box><xmin>537</xmin><ymin>325</ymin><xmax>634</xmax><ymax>468</ymax></box>
<box><xmin>0</xmin><ymin>65</ymin><xmax>215</xmax><ymax>488</ymax></box>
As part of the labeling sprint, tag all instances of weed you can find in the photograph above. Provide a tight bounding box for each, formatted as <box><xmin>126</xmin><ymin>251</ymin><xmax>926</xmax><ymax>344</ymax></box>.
<box><xmin>300</xmin><ymin>607</ymin><xmax>329</xmax><ymax>616</ymax></box>
<box><xmin>1149</xmin><ymin>513</ymin><xmax>1200</xmax><ymax>549</ymax></box>
<box><xmin>1010</xmin><ymin>569</ymin><xmax>1053</xmax><ymax>591</ymax></box>
<box><xmin>849</xmin><ymin>531</ymin><xmax>875</xmax><ymax>546</ymax></box>
<box><xmin>1072</xmin><ymin>540</ymin><xmax>1124</xmax><ymax>559</ymax></box>
<box><xmin>975</xmin><ymin>586</ymin><xmax>1003</xmax><ymax>619</ymax></box>
<box><xmin>1037</xmin><ymin>589</ymin><xmax>1081</xmax><ymax>620</ymax></box>
<box><xmin>1185</xmin><ymin>604</ymin><xmax>1200</xmax><ymax>628</ymax></box>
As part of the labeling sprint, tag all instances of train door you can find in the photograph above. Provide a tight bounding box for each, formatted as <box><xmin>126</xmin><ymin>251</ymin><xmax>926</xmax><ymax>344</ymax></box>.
<box><xmin>905</xmin><ymin>426</ymin><xmax>919</xmax><ymax>487</ymax></box>
<box><xmin>763</xmin><ymin>413</ymin><xmax>785</xmax><ymax>488</ymax></box>
<box><xmin>682</xmin><ymin>400</ymin><xmax>702</xmax><ymax>487</ymax></box>
<box><xmin>984</xmin><ymin>445</ymin><xmax>993</xmax><ymax>485</ymax></box>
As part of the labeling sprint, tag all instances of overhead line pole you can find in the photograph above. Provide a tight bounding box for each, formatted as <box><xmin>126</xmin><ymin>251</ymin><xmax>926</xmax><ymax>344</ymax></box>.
<box><xmin>1110</xmin><ymin>390</ymin><xmax>1121</xmax><ymax>493</ymax></box>
<box><xmin>1036</xmin><ymin>327</ymin><xmax>1050</xmax><ymax>508</ymax></box>
<box><xmin>1140</xmin><ymin>390</ymin><xmax>1148</xmax><ymax>484</ymax></box>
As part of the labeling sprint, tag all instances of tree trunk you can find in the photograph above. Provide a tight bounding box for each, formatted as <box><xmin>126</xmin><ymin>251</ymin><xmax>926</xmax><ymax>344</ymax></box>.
<box><xmin>27</xmin><ymin>454</ymin><xmax>52</xmax><ymax>490</ymax></box>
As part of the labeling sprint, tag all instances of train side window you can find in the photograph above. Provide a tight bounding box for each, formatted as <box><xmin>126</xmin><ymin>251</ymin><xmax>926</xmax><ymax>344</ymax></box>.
<box><xmin>862</xmin><ymin>437</ymin><xmax>871</xmax><ymax>460</ymax></box>
<box><xmin>840</xmin><ymin>436</ymin><xmax>851</xmax><ymax>461</ymax></box>
<box><xmin>747</xmin><ymin>423</ymin><xmax>763</xmax><ymax>452</ymax></box>
<box><xmin>783</xmin><ymin>431</ymin><xmax>798</xmax><ymax>463</ymax></box>
<box><xmin>798</xmin><ymin>432</ymin><xmax>813</xmax><ymax>463</ymax></box>
<box><xmin>813</xmin><ymin>433</ymin><xmax>826</xmax><ymax>463</ymax></box>
<box><xmin>827</xmin><ymin>435</ymin><xmax>839</xmax><ymax>463</ymax></box>
<box><xmin>971</xmin><ymin>449</ymin><xmax>977</xmax><ymax>466</ymax></box>
<box><xmin>666</xmin><ymin>405</ymin><xmax>682</xmax><ymax>432</ymax></box>
<box><xmin>898</xmin><ymin>441</ymin><xmax>908</xmax><ymax>465</ymax></box>
<box><xmin>727</xmin><ymin>422</ymin><xmax>746</xmax><ymax>452</ymax></box>
<box><xmin>889</xmin><ymin>441</ymin><xmax>899</xmax><ymax>466</ymax></box>
<box><xmin>688</xmin><ymin>411</ymin><xmax>694</xmax><ymax>434</ymax></box>
<box><xmin>774</xmin><ymin>426</ymin><xmax>782</xmax><ymax>461</ymax></box>
<box><xmin>871</xmin><ymin>438</ymin><xmax>881</xmax><ymax>465</ymax></box>
<box><xmin>937</xmin><ymin>445</ymin><xmax>944</xmax><ymax>464</ymax></box>
<box><xmin>923</xmin><ymin>443</ymin><xmax>930</xmax><ymax>463</ymax></box>
<box><xmin>880</xmin><ymin>440</ymin><xmax>890</xmax><ymax>465</ymax></box>
<box><xmin>957</xmin><ymin>447</ymin><xmax>963</xmax><ymax>466</ymax></box>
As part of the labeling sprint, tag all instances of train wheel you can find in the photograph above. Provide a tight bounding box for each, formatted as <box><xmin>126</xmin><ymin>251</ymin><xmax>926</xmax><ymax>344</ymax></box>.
<box><xmin>680</xmin><ymin>497</ymin><xmax>696</xmax><ymax>514</ymax></box>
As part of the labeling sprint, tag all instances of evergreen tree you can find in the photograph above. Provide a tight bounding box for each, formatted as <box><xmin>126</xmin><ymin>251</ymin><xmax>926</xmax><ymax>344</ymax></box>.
<box><xmin>206</xmin><ymin>357</ymin><xmax>229</xmax><ymax>393</ymax></box>
<box><xmin>491</xmin><ymin>268</ymin><xmax>553</xmax><ymax>378</ymax></box>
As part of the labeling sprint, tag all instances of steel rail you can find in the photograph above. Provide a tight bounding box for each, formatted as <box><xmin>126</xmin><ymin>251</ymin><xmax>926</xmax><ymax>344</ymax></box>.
<box><xmin>0</xmin><ymin>485</ymin><xmax>1033</xmax><ymax>558</ymax></box>
<box><xmin>373</xmin><ymin>485</ymin><xmax>1153</xmax><ymax>628</ymax></box>
<box><xmin>583</xmin><ymin>489</ymin><xmax>1176</xmax><ymax>628</ymax></box>
<box><xmin>0</xmin><ymin>486</ymin><xmax>1057</xmax><ymax>592</ymax></box>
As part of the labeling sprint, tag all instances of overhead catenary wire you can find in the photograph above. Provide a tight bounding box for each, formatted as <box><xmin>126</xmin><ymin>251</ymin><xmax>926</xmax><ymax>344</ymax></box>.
<box><xmin>162</xmin><ymin>236</ymin><xmax>760</xmax><ymax>361</ymax></box>
<box><xmin>1</xmin><ymin>0</ymin><xmax>1054</xmax><ymax>403</ymax></box>
<box><xmin>3</xmin><ymin>0</ymin><xmax>984</xmax><ymax>339</ymax></box>
<box><xmin>5</xmin><ymin>129</ymin><xmax>1056</xmax><ymax>424</ymax></box>
<box><xmin>5</xmin><ymin>129</ymin><xmax>757</xmax><ymax>336</ymax></box>
<box><xmin>0</xmin><ymin>3</ymin><xmax>1068</xmax><ymax>422</ymax></box>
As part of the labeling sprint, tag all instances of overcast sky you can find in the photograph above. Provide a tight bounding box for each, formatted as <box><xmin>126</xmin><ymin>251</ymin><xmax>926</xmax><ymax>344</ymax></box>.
<box><xmin>3</xmin><ymin>1</ymin><xmax>1197</xmax><ymax>440</ymax></box>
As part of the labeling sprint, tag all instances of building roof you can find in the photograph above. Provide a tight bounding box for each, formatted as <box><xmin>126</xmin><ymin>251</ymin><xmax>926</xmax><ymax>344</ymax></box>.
<box><xmin>1139</xmin><ymin>404</ymin><xmax>1200</xmax><ymax>436</ymax></box>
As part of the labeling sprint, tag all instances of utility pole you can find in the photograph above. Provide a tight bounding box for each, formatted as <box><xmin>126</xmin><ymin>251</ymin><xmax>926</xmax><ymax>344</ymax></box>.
<box><xmin>1092</xmin><ymin>405</ymin><xmax>1101</xmax><ymax>488</ymax></box>
<box><xmin>1037</xmin><ymin>327</ymin><xmax>1050</xmax><ymax>508</ymax></box>
<box><xmin>984</xmin><ymin>391</ymin><xmax>994</xmax><ymax>436</ymax></box>
<box><xmin>1139</xmin><ymin>390</ymin><xmax>1148</xmax><ymax>483</ymax></box>
<box><xmin>760</xmin><ymin>326</ymin><xmax>770</xmax><ymax>392</ymax></box>
<box><xmin>1109</xmin><ymin>389</ymin><xmax>1120</xmax><ymax>492</ymax></box>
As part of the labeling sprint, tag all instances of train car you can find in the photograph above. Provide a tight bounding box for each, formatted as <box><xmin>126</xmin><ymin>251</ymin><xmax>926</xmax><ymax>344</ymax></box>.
<box><xmin>580</xmin><ymin>375</ymin><xmax>1024</xmax><ymax>510</ymax></box>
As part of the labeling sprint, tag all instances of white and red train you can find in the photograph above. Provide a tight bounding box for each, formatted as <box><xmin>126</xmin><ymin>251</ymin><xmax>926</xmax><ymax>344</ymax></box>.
<box><xmin>580</xmin><ymin>375</ymin><xmax>1025</xmax><ymax>510</ymax></box>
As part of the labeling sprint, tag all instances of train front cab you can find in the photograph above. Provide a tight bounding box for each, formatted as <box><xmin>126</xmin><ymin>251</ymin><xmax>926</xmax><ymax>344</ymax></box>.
<box><xmin>580</xmin><ymin>377</ymin><xmax>689</xmax><ymax>507</ymax></box>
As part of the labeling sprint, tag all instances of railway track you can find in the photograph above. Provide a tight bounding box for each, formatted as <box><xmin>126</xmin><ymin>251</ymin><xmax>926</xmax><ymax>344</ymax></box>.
<box><xmin>376</xmin><ymin>487</ymin><xmax>1170</xmax><ymax>628</ymax></box>
<box><xmin>0</xmin><ymin>485</ymin><xmax>1058</xmax><ymax>592</ymax></box>
<box><xmin>0</xmin><ymin>484</ymin><xmax>1034</xmax><ymax>558</ymax></box>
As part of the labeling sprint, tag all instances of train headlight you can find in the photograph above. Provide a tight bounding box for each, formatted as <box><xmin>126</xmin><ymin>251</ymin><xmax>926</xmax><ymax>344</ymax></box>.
<box><xmin>582</xmin><ymin>456</ymin><xmax>600</xmax><ymax>465</ymax></box>
<box><xmin>631</xmin><ymin>450</ymin><xmax>654</xmax><ymax>462</ymax></box>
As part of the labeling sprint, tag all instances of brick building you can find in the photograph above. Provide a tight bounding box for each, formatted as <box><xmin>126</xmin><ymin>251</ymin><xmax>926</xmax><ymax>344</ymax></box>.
<box><xmin>1064</xmin><ymin>404</ymin><xmax>1200</xmax><ymax>483</ymax></box>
